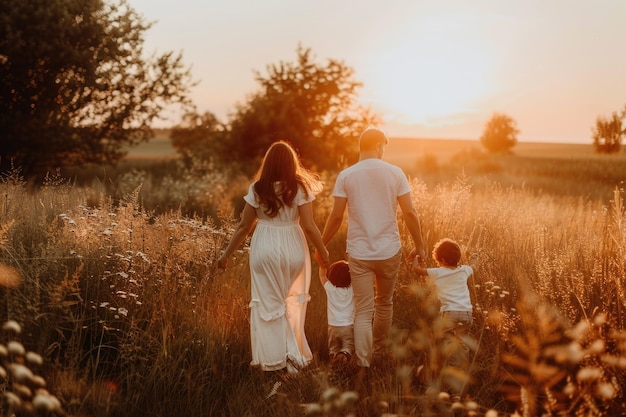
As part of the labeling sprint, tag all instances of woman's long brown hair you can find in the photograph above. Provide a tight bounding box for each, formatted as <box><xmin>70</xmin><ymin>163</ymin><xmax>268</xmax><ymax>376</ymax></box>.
<box><xmin>252</xmin><ymin>141</ymin><xmax>322</xmax><ymax>217</ymax></box>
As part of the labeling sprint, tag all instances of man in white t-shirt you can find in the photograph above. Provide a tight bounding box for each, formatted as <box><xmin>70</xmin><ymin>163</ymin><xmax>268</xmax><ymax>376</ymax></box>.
<box><xmin>316</xmin><ymin>127</ymin><xmax>426</xmax><ymax>370</ymax></box>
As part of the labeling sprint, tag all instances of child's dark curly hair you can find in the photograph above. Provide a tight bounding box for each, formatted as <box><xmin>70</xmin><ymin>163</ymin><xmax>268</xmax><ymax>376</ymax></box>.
<box><xmin>328</xmin><ymin>260</ymin><xmax>351</xmax><ymax>288</ymax></box>
<box><xmin>432</xmin><ymin>238</ymin><xmax>461</xmax><ymax>267</ymax></box>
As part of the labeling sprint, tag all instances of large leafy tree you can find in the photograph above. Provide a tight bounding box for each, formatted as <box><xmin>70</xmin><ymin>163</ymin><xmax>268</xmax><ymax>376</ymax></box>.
<box><xmin>592</xmin><ymin>109</ymin><xmax>624</xmax><ymax>154</ymax></box>
<box><xmin>0</xmin><ymin>0</ymin><xmax>194</xmax><ymax>178</ymax></box>
<box><xmin>480</xmin><ymin>113</ymin><xmax>519</xmax><ymax>153</ymax></box>
<box><xmin>226</xmin><ymin>46</ymin><xmax>379</xmax><ymax>175</ymax></box>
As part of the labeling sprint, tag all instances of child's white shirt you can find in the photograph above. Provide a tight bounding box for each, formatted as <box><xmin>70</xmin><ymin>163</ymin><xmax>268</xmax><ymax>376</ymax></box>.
<box><xmin>426</xmin><ymin>265</ymin><xmax>473</xmax><ymax>312</ymax></box>
<box><xmin>324</xmin><ymin>281</ymin><xmax>354</xmax><ymax>326</ymax></box>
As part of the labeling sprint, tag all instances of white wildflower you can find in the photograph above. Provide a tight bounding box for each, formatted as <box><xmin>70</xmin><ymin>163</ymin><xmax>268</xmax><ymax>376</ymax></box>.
<box><xmin>25</xmin><ymin>351</ymin><xmax>43</xmax><ymax>366</ymax></box>
<box><xmin>7</xmin><ymin>341</ymin><xmax>25</xmax><ymax>356</ymax></box>
<box><xmin>32</xmin><ymin>392</ymin><xmax>62</xmax><ymax>412</ymax></box>
<box><xmin>4</xmin><ymin>391</ymin><xmax>21</xmax><ymax>408</ymax></box>
<box><xmin>321</xmin><ymin>387</ymin><xmax>340</xmax><ymax>403</ymax></box>
<box><xmin>465</xmin><ymin>400</ymin><xmax>478</xmax><ymax>411</ymax></box>
<box><xmin>563</xmin><ymin>382</ymin><xmax>576</xmax><ymax>396</ymax></box>
<box><xmin>8</xmin><ymin>363</ymin><xmax>33</xmax><ymax>383</ymax></box>
<box><xmin>2</xmin><ymin>320</ymin><xmax>21</xmax><ymax>334</ymax></box>
<box><xmin>601</xmin><ymin>354</ymin><xmax>626</xmax><ymax>369</ymax></box>
<box><xmin>568</xmin><ymin>320</ymin><xmax>590</xmax><ymax>341</ymax></box>
<box><xmin>451</xmin><ymin>401</ymin><xmax>465</xmax><ymax>411</ymax></box>
<box><xmin>301</xmin><ymin>403</ymin><xmax>323</xmax><ymax>417</ymax></box>
<box><xmin>593</xmin><ymin>313</ymin><xmax>607</xmax><ymax>326</ymax></box>
<box><xmin>565</xmin><ymin>342</ymin><xmax>585</xmax><ymax>363</ymax></box>
<box><xmin>595</xmin><ymin>382</ymin><xmax>616</xmax><ymax>400</ymax></box>
<box><xmin>587</xmin><ymin>339</ymin><xmax>605</xmax><ymax>355</ymax></box>
<box><xmin>577</xmin><ymin>366</ymin><xmax>602</xmax><ymax>382</ymax></box>
<box><xmin>339</xmin><ymin>391</ymin><xmax>359</xmax><ymax>407</ymax></box>
<box><xmin>30</xmin><ymin>375</ymin><xmax>46</xmax><ymax>388</ymax></box>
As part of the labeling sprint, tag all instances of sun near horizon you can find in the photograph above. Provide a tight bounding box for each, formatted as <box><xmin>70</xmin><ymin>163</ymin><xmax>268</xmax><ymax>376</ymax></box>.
<box><xmin>363</xmin><ymin>26</ymin><xmax>494</xmax><ymax>131</ymax></box>
<box><xmin>352</xmin><ymin>12</ymin><xmax>509</xmax><ymax>143</ymax></box>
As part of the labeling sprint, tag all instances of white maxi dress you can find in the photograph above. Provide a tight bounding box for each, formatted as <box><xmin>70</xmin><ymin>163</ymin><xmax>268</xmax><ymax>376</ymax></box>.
<box><xmin>244</xmin><ymin>183</ymin><xmax>313</xmax><ymax>372</ymax></box>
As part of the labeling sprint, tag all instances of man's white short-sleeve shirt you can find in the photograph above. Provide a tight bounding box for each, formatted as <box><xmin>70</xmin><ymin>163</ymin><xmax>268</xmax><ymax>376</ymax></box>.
<box><xmin>333</xmin><ymin>158</ymin><xmax>411</xmax><ymax>260</ymax></box>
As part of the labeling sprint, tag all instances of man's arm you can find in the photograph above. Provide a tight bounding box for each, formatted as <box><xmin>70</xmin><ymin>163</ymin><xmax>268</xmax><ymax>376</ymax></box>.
<box><xmin>314</xmin><ymin>196</ymin><xmax>346</xmax><ymax>265</ymax></box>
<box><xmin>320</xmin><ymin>196</ymin><xmax>347</xmax><ymax>246</ymax></box>
<box><xmin>398</xmin><ymin>192</ymin><xmax>426</xmax><ymax>262</ymax></box>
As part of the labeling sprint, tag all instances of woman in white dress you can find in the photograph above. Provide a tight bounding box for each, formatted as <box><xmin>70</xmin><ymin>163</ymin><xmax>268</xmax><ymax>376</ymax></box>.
<box><xmin>218</xmin><ymin>141</ymin><xmax>329</xmax><ymax>374</ymax></box>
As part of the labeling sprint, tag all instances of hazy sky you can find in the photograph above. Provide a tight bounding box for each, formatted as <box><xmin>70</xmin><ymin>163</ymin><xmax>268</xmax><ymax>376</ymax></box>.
<box><xmin>128</xmin><ymin>0</ymin><xmax>626</xmax><ymax>143</ymax></box>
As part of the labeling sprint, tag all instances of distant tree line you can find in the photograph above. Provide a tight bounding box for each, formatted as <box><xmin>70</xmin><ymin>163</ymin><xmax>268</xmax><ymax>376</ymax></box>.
<box><xmin>476</xmin><ymin>107</ymin><xmax>626</xmax><ymax>155</ymax></box>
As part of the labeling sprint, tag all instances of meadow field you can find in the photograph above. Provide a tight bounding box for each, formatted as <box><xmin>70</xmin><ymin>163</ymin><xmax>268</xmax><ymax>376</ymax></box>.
<box><xmin>0</xmin><ymin>137</ymin><xmax>625</xmax><ymax>416</ymax></box>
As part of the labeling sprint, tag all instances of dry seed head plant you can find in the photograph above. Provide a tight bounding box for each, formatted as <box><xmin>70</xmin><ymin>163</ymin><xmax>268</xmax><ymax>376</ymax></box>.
<box><xmin>0</xmin><ymin>318</ymin><xmax>65</xmax><ymax>415</ymax></box>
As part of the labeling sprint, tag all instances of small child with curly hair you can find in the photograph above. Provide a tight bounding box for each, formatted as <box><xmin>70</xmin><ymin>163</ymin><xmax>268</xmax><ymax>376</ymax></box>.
<box><xmin>412</xmin><ymin>238</ymin><xmax>474</xmax><ymax>384</ymax></box>
<box><xmin>319</xmin><ymin>260</ymin><xmax>354</xmax><ymax>367</ymax></box>
<box><xmin>412</xmin><ymin>238</ymin><xmax>474</xmax><ymax>333</ymax></box>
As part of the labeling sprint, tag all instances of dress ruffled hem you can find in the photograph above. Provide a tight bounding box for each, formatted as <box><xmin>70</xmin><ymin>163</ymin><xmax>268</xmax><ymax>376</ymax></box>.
<box><xmin>251</xmin><ymin>354</ymin><xmax>311</xmax><ymax>373</ymax></box>
<box><xmin>250</xmin><ymin>294</ymin><xmax>311</xmax><ymax>321</ymax></box>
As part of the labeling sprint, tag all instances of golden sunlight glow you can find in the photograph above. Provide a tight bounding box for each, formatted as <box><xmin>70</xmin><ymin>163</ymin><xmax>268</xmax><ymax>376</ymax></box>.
<box><xmin>366</xmin><ymin>32</ymin><xmax>494</xmax><ymax>126</ymax></box>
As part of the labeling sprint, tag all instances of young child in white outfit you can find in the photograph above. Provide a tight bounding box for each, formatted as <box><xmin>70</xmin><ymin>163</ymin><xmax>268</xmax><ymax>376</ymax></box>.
<box><xmin>412</xmin><ymin>238</ymin><xmax>473</xmax><ymax>332</ymax></box>
<box><xmin>319</xmin><ymin>260</ymin><xmax>354</xmax><ymax>366</ymax></box>
<box><xmin>412</xmin><ymin>238</ymin><xmax>474</xmax><ymax>380</ymax></box>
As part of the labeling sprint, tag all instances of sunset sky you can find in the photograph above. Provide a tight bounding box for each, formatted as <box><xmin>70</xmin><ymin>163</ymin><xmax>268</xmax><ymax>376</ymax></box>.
<box><xmin>128</xmin><ymin>0</ymin><xmax>626</xmax><ymax>144</ymax></box>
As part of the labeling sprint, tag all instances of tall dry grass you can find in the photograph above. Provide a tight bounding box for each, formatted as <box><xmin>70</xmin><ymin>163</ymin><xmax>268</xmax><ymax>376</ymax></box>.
<box><xmin>0</xmin><ymin>155</ymin><xmax>624</xmax><ymax>416</ymax></box>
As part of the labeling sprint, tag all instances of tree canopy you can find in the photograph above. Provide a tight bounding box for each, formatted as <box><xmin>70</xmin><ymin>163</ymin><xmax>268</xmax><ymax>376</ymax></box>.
<box><xmin>480</xmin><ymin>113</ymin><xmax>519</xmax><ymax>153</ymax></box>
<box><xmin>592</xmin><ymin>109</ymin><xmax>624</xmax><ymax>154</ymax></box>
<box><xmin>225</xmin><ymin>46</ymin><xmax>379</xmax><ymax>175</ymax></box>
<box><xmin>0</xmin><ymin>0</ymin><xmax>195</xmax><ymax>178</ymax></box>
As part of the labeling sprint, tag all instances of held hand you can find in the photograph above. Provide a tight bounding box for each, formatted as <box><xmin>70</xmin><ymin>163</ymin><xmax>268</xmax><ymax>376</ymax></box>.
<box><xmin>407</xmin><ymin>248</ymin><xmax>424</xmax><ymax>265</ymax></box>
<box><xmin>408</xmin><ymin>248</ymin><xmax>426</xmax><ymax>275</ymax></box>
<box><xmin>314</xmin><ymin>248</ymin><xmax>329</xmax><ymax>269</ymax></box>
<box><xmin>417</xmin><ymin>248</ymin><xmax>426</xmax><ymax>265</ymax></box>
<box><xmin>217</xmin><ymin>255</ymin><xmax>228</xmax><ymax>270</ymax></box>
<box><xmin>411</xmin><ymin>255</ymin><xmax>420</xmax><ymax>271</ymax></box>
<box><xmin>468</xmin><ymin>252</ymin><xmax>479</xmax><ymax>269</ymax></box>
